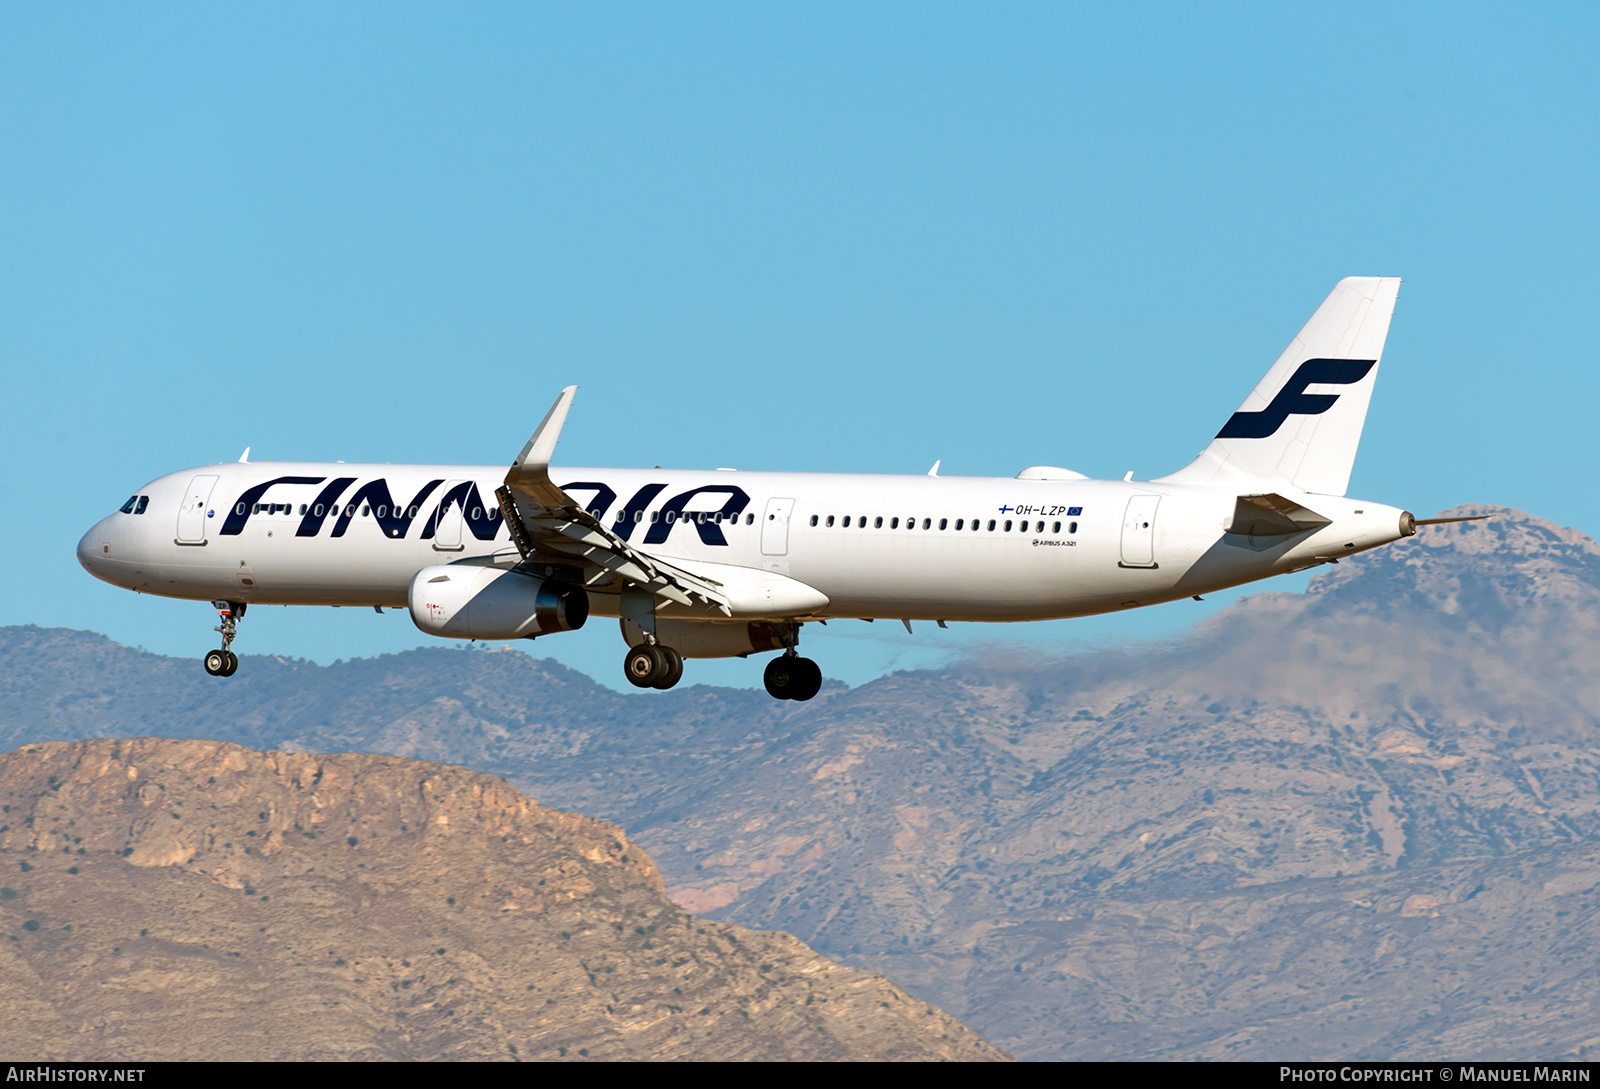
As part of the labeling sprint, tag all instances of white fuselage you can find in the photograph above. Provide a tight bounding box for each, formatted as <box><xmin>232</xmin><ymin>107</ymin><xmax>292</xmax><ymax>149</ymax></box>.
<box><xmin>78</xmin><ymin>461</ymin><xmax>1410</xmax><ymax>623</ymax></box>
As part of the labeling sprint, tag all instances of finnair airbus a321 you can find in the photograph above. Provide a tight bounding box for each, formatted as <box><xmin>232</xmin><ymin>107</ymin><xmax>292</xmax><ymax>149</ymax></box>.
<box><xmin>78</xmin><ymin>277</ymin><xmax>1473</xmax><ymax>700</ymax></box>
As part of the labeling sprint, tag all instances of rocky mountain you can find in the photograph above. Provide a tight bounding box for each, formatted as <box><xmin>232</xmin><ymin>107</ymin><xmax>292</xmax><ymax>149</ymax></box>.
<box><xmin>0</xmin><ymin>738</ymin><xmax>1006</xmax><ymax>1061</ymax></box>
<box><xmin>5</xmin><ymin>504</ymin><xmax>1598</xmax><ymax>1059</ymax></box>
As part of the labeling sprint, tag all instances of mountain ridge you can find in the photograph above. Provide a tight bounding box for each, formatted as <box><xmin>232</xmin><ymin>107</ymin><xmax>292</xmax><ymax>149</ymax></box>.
<box><xmin>0</xmin><ymin>736</ymin><xmax>1008</xmax><ymax>1061</ymax></box>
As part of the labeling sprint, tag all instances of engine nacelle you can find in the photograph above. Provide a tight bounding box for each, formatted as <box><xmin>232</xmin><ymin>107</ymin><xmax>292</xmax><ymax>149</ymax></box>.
<box><xmin>408</xmin><ymin>565</ymin><xmax>588</xmax><ymax>640</ymax></box>
<box><xmin>620</xmin><ymin>617</ymin><xmax>788</xmax><ymax>659</ymax></box>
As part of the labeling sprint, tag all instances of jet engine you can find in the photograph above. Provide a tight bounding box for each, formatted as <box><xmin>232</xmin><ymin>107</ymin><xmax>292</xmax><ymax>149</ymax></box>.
<box><xmin>408</xmin><ymin>565</ymin><xmax>588</xmax><ymax>640</ymax></box>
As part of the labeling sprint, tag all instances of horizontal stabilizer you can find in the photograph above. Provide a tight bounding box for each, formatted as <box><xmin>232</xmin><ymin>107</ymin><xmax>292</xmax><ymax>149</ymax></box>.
<box><xmin>1227</xmin><ymin>493</ymin><xmax>1332</xmax><ymax>537</ymax></box>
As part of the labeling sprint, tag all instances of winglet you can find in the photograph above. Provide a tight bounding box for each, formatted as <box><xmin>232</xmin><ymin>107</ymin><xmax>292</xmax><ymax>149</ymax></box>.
<box><xmin>927</xmin><ymin>460</ymin><xmax>941</xmax><ymax>477</ymax></box>
<box><xmin>506</xmin><ymin>386</ymin><xmax>578</xmax><ymax>510</ymax></box>
<box><xmin>238</xmin><ymin>447</ymin><xmax>251</xmax><ymax>464</ymax></box>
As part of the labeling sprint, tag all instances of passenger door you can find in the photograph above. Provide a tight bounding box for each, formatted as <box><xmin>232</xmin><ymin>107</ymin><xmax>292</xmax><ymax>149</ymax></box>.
<box><xmin>176</xmin><ymin>475</ymin><xmax>219</xmax><ymax>544</ymax></box>
<box><xmin>1119</xmin><ymin>495</ymin><xmax>1160</xmax><ymax>568</ymax></box>
<box><xmin>433</xmin><ymin>481</ymin><xmax>466</xmax><ymax>551</ymax></box>
<box><xmin>761</xmin><ymin>497</ymin><xmax>794</xmax><ymax>556</ymax></box>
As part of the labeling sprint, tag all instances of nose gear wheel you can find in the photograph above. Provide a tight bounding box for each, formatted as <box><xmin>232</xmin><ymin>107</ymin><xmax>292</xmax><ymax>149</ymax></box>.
<box><xmin>203</xmin><ymin>600</ymin><xmax>245</xmax><ymax>677</ymax></box>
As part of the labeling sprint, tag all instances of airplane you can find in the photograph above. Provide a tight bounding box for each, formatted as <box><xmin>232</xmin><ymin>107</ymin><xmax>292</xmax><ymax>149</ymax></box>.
<box><xmin>77</xmin><ymin>276</ymin><xmax>1478</xmax><ymax>700</ymax></box>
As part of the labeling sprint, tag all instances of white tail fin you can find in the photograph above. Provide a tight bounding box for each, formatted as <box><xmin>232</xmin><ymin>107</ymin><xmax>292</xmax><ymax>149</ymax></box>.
<box><xmin>1154</xmin><ymin>276</ymin><xmax>1401</xmax><ymax>497</ymax></box>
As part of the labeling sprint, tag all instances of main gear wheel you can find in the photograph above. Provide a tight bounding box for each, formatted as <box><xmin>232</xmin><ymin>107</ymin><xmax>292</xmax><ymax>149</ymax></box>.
<box><xmin>763</xmin><ymin>655</ymin><xmax>821</xmax><ymax>701</ymax></box>
<box><xmin>623</xmin><ymin>644</ymin><xmax>683</xmax><ymax>690</ymax></box>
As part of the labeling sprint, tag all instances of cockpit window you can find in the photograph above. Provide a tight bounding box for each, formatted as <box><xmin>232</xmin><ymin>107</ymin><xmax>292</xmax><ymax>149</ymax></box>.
<box><xmin>134</xmin><ymin>496</ymin><xmax>149</xmax><ymax>515</ymax></box>
<box><xmin>119</xmin><ymin>495</ymin><xmax>138</xmax><ymax>514</ymax></box>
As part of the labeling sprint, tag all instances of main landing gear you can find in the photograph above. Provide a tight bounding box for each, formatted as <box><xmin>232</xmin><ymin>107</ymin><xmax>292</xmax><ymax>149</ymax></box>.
<box><xmin>764</xmin><ymin>653</ymin><xmax>822</xmax><ymax>702</ymax></box>
<box><xmin>203</xmin><ymin>600</ymin><xmax>245</xmax><ymax>677</ymax></box>
<box><xmin>624</xmin><ymin>643</ymin><xmax>684</xmax><ymax>690</ymax></box>
<box><xmin>619</xmin><ymin>621</ymin><xmax>824</xmax><ymax>700</ymax></box>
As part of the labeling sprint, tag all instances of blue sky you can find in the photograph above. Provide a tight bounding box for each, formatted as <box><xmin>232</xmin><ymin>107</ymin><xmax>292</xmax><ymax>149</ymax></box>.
<box><xmin>4</xmin><ymin>3</ymin><xmax>1597</xmax><ymax>690</ymax></box>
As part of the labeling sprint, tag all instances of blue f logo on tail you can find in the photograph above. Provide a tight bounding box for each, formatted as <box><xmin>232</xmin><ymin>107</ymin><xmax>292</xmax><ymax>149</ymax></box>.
<box><xmin>1216</xmin><ymin>358</ymin><xmax>1376</xmax><ymax>440</ymax></box>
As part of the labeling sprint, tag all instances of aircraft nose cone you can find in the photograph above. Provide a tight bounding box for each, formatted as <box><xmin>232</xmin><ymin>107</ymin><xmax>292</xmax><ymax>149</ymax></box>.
<box><xmin>77</xmin><ymin>520</ymin><xmax>109</xmax><ymax>573</ymax></box>
<box><xmin>76</xmin><ymin>527</ymin><xmax>96</xmax><ymax>571</ymax></box>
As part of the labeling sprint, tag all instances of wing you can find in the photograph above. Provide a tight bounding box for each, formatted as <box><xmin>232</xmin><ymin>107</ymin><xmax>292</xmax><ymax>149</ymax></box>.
<box><xmin>495</xmin><ymin>387</ymin><xmax>732</xmax><ymax>614</ymax></box>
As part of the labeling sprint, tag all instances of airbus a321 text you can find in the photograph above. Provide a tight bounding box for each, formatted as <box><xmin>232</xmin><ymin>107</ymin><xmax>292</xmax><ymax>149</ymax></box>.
<box><xmin>78</xmin><ymin>277</ymin><xmax>1477</xmax><ymax>700</ymax></box>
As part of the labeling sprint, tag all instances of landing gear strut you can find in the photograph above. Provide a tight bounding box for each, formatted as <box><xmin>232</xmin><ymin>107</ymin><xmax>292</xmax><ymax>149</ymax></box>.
<box><xmin>623</xmin><ymin>643</ymin><xmax>683</xmax><ymax>690</ymax></box>
<box><xmin>764</xmin><ymin>653</ymin><xmax>822</xmax><ymax>701</ymax></box>
<box><xmin>204</xmin><ymin>600</ymin><xmax>245</xmax><ymax>677</ymax></box>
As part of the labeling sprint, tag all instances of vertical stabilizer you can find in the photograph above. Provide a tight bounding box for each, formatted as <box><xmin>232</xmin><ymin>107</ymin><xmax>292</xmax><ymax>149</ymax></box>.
<box><xmin>1154</xmin><ymin>276</ymin><xmax>1401</xmax><ymax>496</ymax></box>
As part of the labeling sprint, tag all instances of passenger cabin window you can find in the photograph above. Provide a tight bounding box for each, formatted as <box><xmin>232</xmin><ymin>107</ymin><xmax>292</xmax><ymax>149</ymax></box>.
<box><xmin>1069</xmin><ymin>521</ymin><xmax>1078</xmax><ymax>534</ymax></box>
<box><xmin>987</xmin><ymin>519</ymin><xmax>996</xmax><ymax>531</ymax></box>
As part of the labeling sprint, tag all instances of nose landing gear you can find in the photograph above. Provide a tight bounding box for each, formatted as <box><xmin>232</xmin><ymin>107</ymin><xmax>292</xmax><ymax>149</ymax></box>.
<box><xmin>203</xmin><ymin>600</ymin><xmax>245</xmax><ymax>677</ymax></box>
